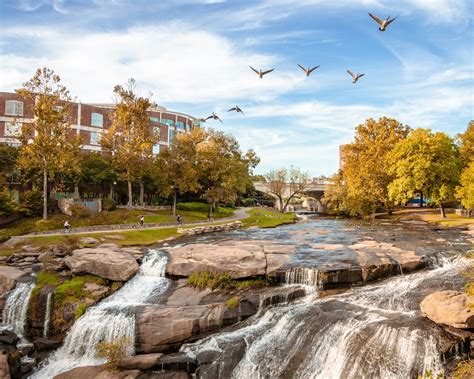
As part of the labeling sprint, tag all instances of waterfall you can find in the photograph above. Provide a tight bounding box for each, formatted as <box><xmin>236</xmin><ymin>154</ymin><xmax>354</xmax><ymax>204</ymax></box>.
<box><xmin>43</xmin><ymin>292</ymin><xmax>53</xmax><ymax>338</ymax></box>
<box><xmin>181</xmin><ymin>255</ymin><xmax>468</xmax><ymax>378</ymax></box>
<box><xmin>32</xmin><ymin>250</ymin><xmax>169</xmax><ymax>379</ymax></box>
<box><xmin>284</xmin><ymin>267</ymin><xmax>319</xmax><ymax>287</ymax></box>
<box><xmin>1</xmin><ymin>282</ymin><xmax>34</xmax><ymax>339</ymax></box>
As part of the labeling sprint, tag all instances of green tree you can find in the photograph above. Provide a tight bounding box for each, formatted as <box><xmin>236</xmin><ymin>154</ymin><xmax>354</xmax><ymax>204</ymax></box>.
<box><xmin>101</xmin><ymin>79</ymin><xmax>159</xmax><ymax>207</ymax></box>
<box><xmin>265</xmin><ymin>166</ymin><xmax>309</xmax><ymax>212</ymax></box>
<box><xmin>456</xmin><ymin>160</ymin><xmax>474</xmax><ymax>209</ymax></box>
<box><xmin>16</xmin><ymin>67</ymin><xmax>81</xmax><ymax>220</ymax></box>
<box><xmin>388</xmin><ymin>128</ymin><xmax>461</xmax><ymax>217</ymax></box>
<box><xmin>79</xmin><ymin>153</ymin><xmax>117</xmax><ymax>198</ymax></box>
<box><xmin>322</xmin><ymin>171</ymin><xmax>348</xmax><ymax>215</ymax></box>
<box><xmin>340</xmin><ymin>117</ymin><xmax>410</xmax><ymax>217</ymax></box>
<box><xmin>457</xmin><ymin>120</ymin><xmax>474</xmax><ymax>166</ymax></box>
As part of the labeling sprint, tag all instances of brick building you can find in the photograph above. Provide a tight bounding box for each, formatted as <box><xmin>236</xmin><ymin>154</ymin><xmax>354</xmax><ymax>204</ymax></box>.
<box><xmin>0</xmin><ymin>91</ymin><xmax>197</xmax><ymax>154</ymax></box>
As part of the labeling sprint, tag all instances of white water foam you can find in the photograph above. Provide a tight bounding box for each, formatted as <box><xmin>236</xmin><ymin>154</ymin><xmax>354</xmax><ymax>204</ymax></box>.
<box><xmin>31</xmin><ymin>250</ymin><xmax>169</xmax><ymax>379</ymax></box>
<box><xmin>1</xmin><ymin>282</ymin><xmax>34</xmax><ymax>340</ymax></box>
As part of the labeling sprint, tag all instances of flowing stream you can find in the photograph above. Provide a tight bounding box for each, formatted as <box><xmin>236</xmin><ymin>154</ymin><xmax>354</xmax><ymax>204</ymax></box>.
<box><xmin>31</xmin><ymin>250</ymin><xmax>169</xmax><ymax>378</ymax></box>
<box><xmin>1</xmin><ymin>281</ymin><xmax>35</xmax><ymax>340</ymax></box>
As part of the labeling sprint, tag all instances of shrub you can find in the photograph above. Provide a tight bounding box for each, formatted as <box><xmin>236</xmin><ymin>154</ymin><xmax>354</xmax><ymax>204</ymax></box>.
<box><xmin>177</xmin><ymin>202</ymin><xmax>210</xmax><ymax>212</ymax></box>
<box><xmin>0</xmin><ymin>190</ymin><xmax>13</xmax><ymax>216</ymax></box>
<box><xmin>187</xmin><ymin>271</ymin><xmax>233</xmax><ymax>289</ymax></box>
<box><xmin>241</xmin><ymin>198</ymin><xmax>254</xmax><ymax>207</ymax></box>
<box><xmin>102</xmin><ymin>198</ymin><xmax>117</xmax><ymax>211</ymax></box>
<box><xmin>17</xmin><ymin>190</ymin><xmax>43</xmax><ymax>217</ymax></box>
<box><xmin>96</xmin><ymin>338</ymin><xmax>132</xmax><ymax>371</ymax></box>
<box><xmin>69</xmin><ymin>204</ymin><xmax>90</xmax><ymax>218</ymax></box>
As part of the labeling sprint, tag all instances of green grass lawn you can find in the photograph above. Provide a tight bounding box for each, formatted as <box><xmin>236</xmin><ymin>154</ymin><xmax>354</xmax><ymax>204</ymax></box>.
<box><xmin>387</xmin><ymin>209</ymin><xmax>474</xmax><ymax>227</ymax></box>
<box><xmin>0</xmin><ymin>207</ymin><xmax>234</xmax><ymax>240</ymax></box>
<box><xmin>242</xmin><ymin>208</ymin><xmax>297</xmax><ymax>228</ymax></box>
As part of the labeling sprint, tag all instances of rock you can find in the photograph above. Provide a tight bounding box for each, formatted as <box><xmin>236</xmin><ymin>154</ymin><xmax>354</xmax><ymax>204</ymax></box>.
<box><xmin>118</xmin><ymin>353</ymin><xmax>163</xmax><ymax>370</ymax></box>
<box><xmin>166</xmin><ymin>244</ymin><xmax>266</xmax><ymax>279</ymax></box>
<box><xmin>139</xmin><ymin>372</ymin><xmax>191</xmax><ymax>379</ymax></box>
<box><xmin>78</xmin><ymin>237</ymin><xmax>100</xmax><ymax>245</ymax></box>
<box><xmin>38</xmin><ymin>251</ymin><xmax>66</xmax><ymax>272</ymax></box>
<box><xmin>83</xmin><ymin>283</ymin><xmax>109</xmax><ymax>298</ymax></box>
<box><xmin>420</xmin><ymin>291</ymin><xmax>474</xmax><ymax>329</ymax></box>
<box><xmin>0</xmin><ymin>266</ymin><xmax>27</xmax><ymax>295</ymax></box>
<box><xmin>65</xmin><ymin>246</ymin><xmax>139</xmax><ymax>281</ymax></box>
<box><xmin>136</xmin><ymin>304</ymin><xmax>238</xmax><ymax>353</ymax></box>
<box><xmin>54</xmin><ymin>365</ymin><xmax>141</xmax><ymax>379</ymax></box>
<box><xmin>155</xmin><ymin>353</ymin><xmax>197</xmax><ymax>372</ymax></box>
<box><xmin>266</xmin><ymin>254</ymin><xmax>290</xmax><ymax>276</ymax></box>
<box><xmin>312</xmin><ymin>244</ymin><xmax>344</xmax><ymax>250</ymax></box>
<box><xmin>262</xmin><ymin>244</ymin><xmax>295</xmax><ymax>254</ymax></box>
<box><xmin>22</xmin><ymin>245</ymin><xmax>41</xmax><ymax>254</ymax></box>
<box><xmin>33</xmin><ymin>338</ymin><xmax>62</xmax><ymax>351</ymax></box>
<box><xmin>0</xmin><ymin>330</ymin><xmax>19</xmax><ymax>346</ymax></box>
<box><xmin>0</xmin><ymin>353</ymin><xmax>10</xmax><ymax>379</ymax></box>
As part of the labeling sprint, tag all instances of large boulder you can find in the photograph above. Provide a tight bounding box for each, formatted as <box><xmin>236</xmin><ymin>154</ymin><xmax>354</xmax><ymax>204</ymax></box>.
<box><xmin>118</xmin><ymin>353</ymin><xmax>163</xmax><ymax>370</ymax></box>
<box><xmin>420</xmin><ymin>291</ymin><xmax>474</xmax><ymax>329</ymax></box>
<box><xmin>0</xmin><ymin>266</ymin><xmax>28</xmax><ymax>295</ymax></box>
<box><xmin>65</xmin><ymin>246</ymin><xmax>139</xmax><ymax>281</ymax></box>
<box><xmin>54</xmin><ymin>365</ymin><xmax>141</xmax><ymax>379</ymax></box>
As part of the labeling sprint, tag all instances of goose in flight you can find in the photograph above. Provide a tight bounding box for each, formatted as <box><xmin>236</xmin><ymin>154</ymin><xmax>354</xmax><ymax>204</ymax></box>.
<box><xmin>204</xmin><ymin>112</ymin><xmax>223</xmax><ymax>123</ymax></box>
<box><xmin>250</xmin><ymin>66</ymin><xmax>274</xmax><ymax>78</ymax></box>
<box><xmin>297</xmin><ymin>64</ymin><xmax>320</xmax><ymax>77</ymax></box>
<box><xmin>227</xmin><ymin>105</ymin><xmax>244</xmax><ymax>114</ymax></box>
<box><xmin>368</xmin><ymin>13</ymin><xmax>398</xmax><ymax>31</ymax></box>
<box><xmin>347</xmin><ymin>69</ymin><xmax>365</xmax><ymax>84</ymax></box>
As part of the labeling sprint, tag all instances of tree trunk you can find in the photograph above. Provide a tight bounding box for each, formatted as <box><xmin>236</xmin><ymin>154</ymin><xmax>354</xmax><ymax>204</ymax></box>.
<box><xmin>172</xmin><ymin>189</ymin><xmax>177</xmax><ymax>216</ymax></box>
<box><xmin>42</xmin><ymin>168</ymin><xmax>48</xmax><ymax>220</ymax></box>
<box><xmin>109</xmin><ymin>185</ymin><xmax>114</xmax><ymax>200</ymax></box>
<box><xmin>420</xmin><ymin>192</ymin><xmax>424</xmax><ymax>208</ymax></box>
<box><xmin>73</xmin><ymin>184</ymin><xmax>80</xmax><ymax>200</ymax></box>
<box><xmin>439</xmin><ymin>203</ymin><xmax>446</xmax><ymax>218</ymax></box>
<box><xmin>139</xmin><ymin>182</ymin><xmax>144</xmax><ymax>205</ymax></box>
<box><xmin>127</xmin><ymin>181</ymin><xmax>133</xmax><ymax>208</ymax></box>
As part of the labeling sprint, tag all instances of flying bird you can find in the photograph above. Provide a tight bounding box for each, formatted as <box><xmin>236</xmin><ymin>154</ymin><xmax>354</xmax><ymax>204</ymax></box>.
<box><xmin>250</xmin><ymin>66</ymin><xmax>274</xmax><ymax>78</ymax></box>
<box><xmin>227</xmin><ymin>105</ymin><xmax>244</xmax><ymax>114</ymax></box>
<box><xmin>368</xmin><ymin>13</ymin><xmax>398</xmax><ymax>31</ymax></box>
<box><xmin>297</xmin><ymin>64</ymin><xmax>320</xmax><ymax>77</ymax></box>
<box><xmin>347</xmin><ymin>70</ymin><xmax>365</xmax><ymax>84</ymax></box>
<box><xmin>204</xmin><ymin>112</ymin><xmax>222</xmax><ymax>123</ymax></box>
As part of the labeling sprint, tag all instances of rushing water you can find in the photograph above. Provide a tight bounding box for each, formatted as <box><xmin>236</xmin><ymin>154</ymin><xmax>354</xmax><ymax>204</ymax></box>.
<box><xmin>1</xmin><ymin>281</ymin><xmax>35</xmax><ymax>340</ymax></box>
<box><xmin>32</xmin><ymin>250</ymin><xmax>169</xmax><ymax>378</ymax></box>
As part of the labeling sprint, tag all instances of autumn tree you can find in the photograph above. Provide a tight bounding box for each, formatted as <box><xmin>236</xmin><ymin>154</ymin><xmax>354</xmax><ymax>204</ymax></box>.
<box><xmin>158</xmin><ymin>128</ymin><xmax>205</xmax><ymax>216</ymax></box>
<box><xmin>265</xmin><ymin>166</ymin><xmax>309</xmax><ymax>212</ymax></box>
<box><xmin>322</xmin><ymin>171</ymin><xmax>348</xmax><ymax>215</ymax></box>
<box><xmin>16</xmin><ymin>67</ymin><xmax>81</xmax><ymax>220</ymax></box>
<box><xmin>197</xmin><ymin>129</ymin><xmax>259</xmax><ymax>214</ymax></box>
<box><xmin>456</xmin><ymin>121</ymin><xmax>474</xmax><ymax>209</ymax></box>
<box><xmin>457</xmin><ymin>120</ymin><xmax>474</xmax><ymax>166</ymax></box>
<box><xmin>339</xmin><ymin>117</ymin><xmax>410</xmax><ymax>217</ymax></box>
<box><xmin>101</xmin><ymin>79</ymin><xmax>159</xmax><ymax>207</ymax></box>
<box><xmin>388</xmin><ymin>128</ymin><xmax>461</xmax><ymax>217</ymax></box>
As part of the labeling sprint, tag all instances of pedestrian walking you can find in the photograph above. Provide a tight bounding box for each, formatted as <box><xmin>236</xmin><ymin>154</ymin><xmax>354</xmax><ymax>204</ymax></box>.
<box><xmin>207</xmin><ymin>213</ymin><xmax>212</xmax><ymax>222</ymax></box>
<box><xmin>176</xmin><ymin>214</ymin><xmax>182</xmax><ymax>225</ymax></box>
<box><xmin>64</xmin><ymin>220</ymin><xmax>70</xmax><ymax>233</ymax></box>
<box><xmin>139</xmin><ymin>216</ymin><xmax>144</xmax><ymax>227</ymax></box>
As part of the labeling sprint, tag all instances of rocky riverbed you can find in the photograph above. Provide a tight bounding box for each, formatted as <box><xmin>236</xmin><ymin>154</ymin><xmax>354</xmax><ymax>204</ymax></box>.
<box><xmin>0</xmin><ymin>216</ymin><xmax>472</xmax><ymax>378</ymax></box>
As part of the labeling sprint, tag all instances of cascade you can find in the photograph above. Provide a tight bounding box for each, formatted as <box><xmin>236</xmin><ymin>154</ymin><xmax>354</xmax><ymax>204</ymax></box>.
<box><xmin>1</xmin><ymin>281</ymin><xmax>34</xmax><ymax>339</ymax></box>
<box><xmin>43</xmin><ymin>292</ymin><xmax>53</xmax><ymax>338</ymax></box>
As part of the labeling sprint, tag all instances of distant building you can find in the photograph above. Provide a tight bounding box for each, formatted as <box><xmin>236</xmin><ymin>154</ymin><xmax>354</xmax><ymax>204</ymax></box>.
<box><xmin>0</xmin><ymin>91</ymin><xmax>197</xmax><ymax>154</ymax></box>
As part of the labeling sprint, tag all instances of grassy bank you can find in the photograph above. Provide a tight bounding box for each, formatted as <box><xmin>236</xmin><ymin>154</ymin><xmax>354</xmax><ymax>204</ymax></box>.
<box><xmin>381</xmin><ymin>209</ymin><xmax>474</xmax><ymax>227</ymax></box>
<box><xmin>241</xmin><ymin>208</ymin><xmax>297</xmax><ymax>228</ymax></box>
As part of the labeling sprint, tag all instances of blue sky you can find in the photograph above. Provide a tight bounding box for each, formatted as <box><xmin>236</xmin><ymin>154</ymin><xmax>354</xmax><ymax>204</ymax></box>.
<box><xmin>1</xmin><ymin>0</ymin><xmax>473</xmax><ymax>176</ymax></box>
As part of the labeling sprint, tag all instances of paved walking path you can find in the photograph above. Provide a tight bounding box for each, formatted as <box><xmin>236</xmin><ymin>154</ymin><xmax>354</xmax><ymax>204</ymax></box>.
<box><xmin>16</xmin><ymin>207</ymin><xmax>252</xmax><ymax>238</ymax></box>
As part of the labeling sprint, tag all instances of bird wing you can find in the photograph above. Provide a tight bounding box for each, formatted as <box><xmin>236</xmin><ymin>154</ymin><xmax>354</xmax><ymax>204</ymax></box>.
<box><xmin>204</xmin><ymin>115</ymin><xmax>212</xmax><ymax>121</ymax></box>
<box><xmin>358</xmin><ymin>73</ymin><xmax>365</xmax><ymax>78</ymax></box>
<box><xmin>297</xmin><ymin>64</ymin><xmax>306</xmax><ymax>72</ymax></box>
<box><xmin>347</xmin><ymin>69</ymin><xmax>355</xmax><ymax>78</ymax></box>
<box><xmin>215</xmin><ymin>115</ymin><xmax>223</xmax><ymax>122</ymax></box>
<box><xmin>368</xmin><ymin>12</ymin><xmax>383</xmax><ymax>26</ymax></box>
<box><xmin>249</xmin><ymin>66</ymin><xmax>259</xmax><ymax>74</ymax></box>
<box><xmin>308</xmin><ymin>65</ymin><xmax>320</xmax><ymax>74</ymax></box>
<box><xmin>237</xmin><ymin>107</ymin><xmax>244</xmax><ymax>114</ymax></box>
<box><xmin>386</xmin><ymin>16</ymin><xmax>398</xmax><ymax>26</ymax></box>
<box><xmin>262</xmin><ymin>68</ymin><xmax>274</xmax><ymax>75</ymax></box>
<box><xmin>227</xmin><ymin>107</ymin><xmax>237</xmax><ymax>112</ymax></box>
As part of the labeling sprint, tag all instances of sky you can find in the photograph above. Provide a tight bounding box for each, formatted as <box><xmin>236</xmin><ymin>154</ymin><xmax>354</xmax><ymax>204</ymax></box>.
<box><xmin>0</xmin><ymin>0</ymin><xmax>473</xmax><ymax>176</ymax></box>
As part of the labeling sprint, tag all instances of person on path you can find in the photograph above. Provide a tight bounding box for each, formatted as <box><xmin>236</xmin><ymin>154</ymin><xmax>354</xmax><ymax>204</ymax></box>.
<box><xmin>64</xmin><ymin>220</ymin><xmax>70</xmax><ymax>233</ymax></box>
<box><xmin>176</xmin><ymin>214</ymin><xmax>182</xmax><ymax>225</ymax></box>
<box><xmin>207</xmin><ymin>213</ymin><xmax>212</xmax><ymax>222</ymax></box>
<box><xmin>139</xmin><ymin>216</ymin><xmax>144</xmax><ymax>227</ymax></box>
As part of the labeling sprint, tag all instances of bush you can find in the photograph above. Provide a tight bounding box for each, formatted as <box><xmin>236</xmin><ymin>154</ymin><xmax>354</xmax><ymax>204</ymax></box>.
<box><xmin>177</xmin><ymin>202</ymin><xmax>210</xmax><ymax>212</ymax></box>
<box><xmin>241</xmin><ymin>198</ymin><xmax>254</xmax><ymax>207</ymax></box>
<box><xmin>17</xmin><ymin>190</ymin><xmax>43</xmax><ymax>217</ymax></box>
<box><xmin>96</xmin><ymin>338</ymin><xmax>132</xmax><ymax>371</ymax></box>
<box><xmin>0</xmin><ymin>190</ymin><xmax>13</xmax><ymax>216</ymax></box>
<box><xmin>102</xmin><ymin>198</ymin><xmax>117</xmax><ymax>211</ymax></box>
<box><xmin>69</xmin><ymin>204</ymin><xmax>90</xmax><ymax>218</ymax></box>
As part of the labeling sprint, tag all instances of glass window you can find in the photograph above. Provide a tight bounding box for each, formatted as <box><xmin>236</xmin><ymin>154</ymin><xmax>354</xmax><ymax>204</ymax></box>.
<box><xmin>152</xmin><ymin>144</ymin><xmax>160</xmax><ymax>155</ymax></box>
<box><xmin>4</xmin><ymin>122</ymin><xmax>22</xmax><ymax>137</ymax></box>
<box><xmin>169</xmin><ymin>129</ymin><xmax>176</xmax><ymax>145</ymax></box>
<box><xmin>161</xmin><ymin>118</ymin><xmax>174</xmax><ymax>127</ymax></box>
<box><xmin>176</xmin><ymin>121</ymin><xmax>185</xmax><ymax>130</ymax></box>
<box><xmin>5</xmin><ymin>101</ymin><xmax>24</xmax><ymax>116</ymax></box>
<box><xmin>53</xmin><ymin>105</ymin><xmax>67</xmax><ymax>121</ymax></box>
<box><xmin>91</xmin><ymin>112</ymin><xmax>103</xmax><ymax>127</ymax></box>
<box><xmin>90</xmin><ymin>131</ymin><xmax>101</xmax><ymax>145</ymax></box>
<box><xmin>149</xmin><ymin>117</ymin><xmax>159</xmax><ymax>122</ymax></box>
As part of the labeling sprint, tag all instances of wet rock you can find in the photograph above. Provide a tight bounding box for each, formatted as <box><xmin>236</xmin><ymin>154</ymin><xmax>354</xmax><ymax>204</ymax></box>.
<box><xmin>118</xmin><ymin>353</ymin><xmax>163</xmax><ymax>370</ymax></box>
<box><xmin>33</xmin><ymin>337</ymin><xmax>62</xmax><ymax>351</ymax></box>
<box><xmin>0</xmin><ymin>266</ymin><xmax>27</xmax><ymax>295</ymax></box>
<box><xmin>65</xmin><ymin>246</ymin><xmax>139</xmax><ymax>281</ymax></box>
<box><xmin>0</xmin><ymin>330</ymin><xmax>19</xmax><ymax>346</ymax></box>
<box><xmin>420</xmin><ymin>291</ymin><xmax>474</xmax><ymax>329</ymax></box>
<box><xmin>138</xmin><ymin>372</ymin><xmax>190</xmax><ymax>379</ymax></box>
<box><xmin>54</xmin><ymin>365</ymin><xmax>141</xmax><ymax>379</ymax></box>
<box><xmin>155</xmin><ymin>353</ymin><xmax>197</xmax><ymax>373</ymax></box>
<box><xmin>0</xmin><ymin>353</ymin><xmax>10</xmax><ymax>379</ymax></box>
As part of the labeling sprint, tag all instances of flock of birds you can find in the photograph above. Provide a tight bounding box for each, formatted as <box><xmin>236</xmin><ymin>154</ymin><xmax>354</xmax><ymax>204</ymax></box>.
<box><xmin>201</xmin><ymin>12</ymin><xmax>398</xmax><ymax>123</ymax></box>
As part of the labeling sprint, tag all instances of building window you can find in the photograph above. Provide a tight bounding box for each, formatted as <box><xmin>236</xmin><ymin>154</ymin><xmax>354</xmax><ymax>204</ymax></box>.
<box><xmin>152</xmin><ymin>144</ymin><xmax>160</xmax><ymax>155</ymax></box>
<box><xmin>176</xmin><ymin>121</ymin><xmax>185</xmax><ymax>130</ymax></box>
<box><xmin>162</xmin><ymin>118</ymin><xmax>174</xmax><ymax>127</ymax></box>
<box><xmin>169</xmin><ymin>129</ymin><xmax>176</xmax><ymax>145</ymax></box>
<box><xmin>91</xmin><ymin>112</ymin><xmax>103</xmax><ymax>127</ymax></box>
<box><xmin>53</xmin><ymin>105</ymin><xmax>67</xmax><ymax>121</ymax></box>
<box><xmin>5</xmin><ymin>101</ymin><xmax>24</xmax><ymax>116</ymax></box>
<box><xmin>149</xmin><ymin>117</ymin><xmax>159</xmax><ymax>122</ymax></box>
<box><xmin>90</xmin><ymin>131</ymin><xmax>101</xmax><ymax>145</ymax></box>
<box><xmin>4</xmin><ymin>122</ymin><xmax>22</xmax><ymax>137</ymax></box>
